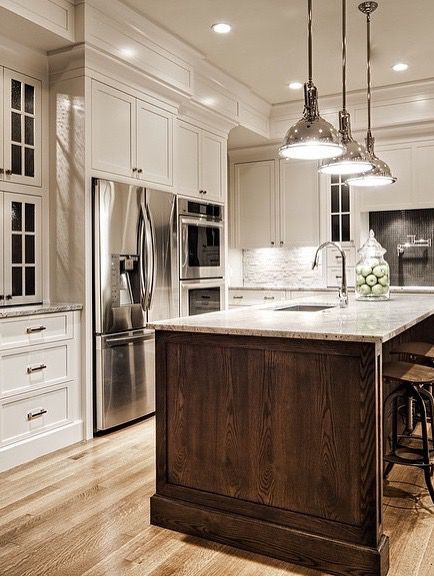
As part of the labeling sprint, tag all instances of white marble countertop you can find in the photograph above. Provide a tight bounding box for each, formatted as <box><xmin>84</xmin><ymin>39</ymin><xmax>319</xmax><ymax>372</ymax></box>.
<box><xmin>150</xmin><ymin>294</ymin><xmax>434</xmax><ymax>343</ymax></box>
<box><xmin>229</xmin><ymin>285</ymin><xmax>434</xmax><ymax>294</ymax></box>
<box><xmin>0</xmin><ymin>302</ymin><xmax>83</xmax><ymax>319</ymax></box>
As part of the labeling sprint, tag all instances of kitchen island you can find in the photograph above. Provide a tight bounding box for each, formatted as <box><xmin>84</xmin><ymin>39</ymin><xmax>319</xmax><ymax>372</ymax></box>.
<box><xmin>150</xmin><ymin>295</ymin><xmax>434</xmax><ymax>575</ymax></box>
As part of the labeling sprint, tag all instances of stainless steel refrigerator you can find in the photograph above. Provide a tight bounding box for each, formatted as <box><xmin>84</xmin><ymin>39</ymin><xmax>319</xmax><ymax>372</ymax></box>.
<box><xmin>93</xmin><ymin>179</ymin><xmax>178</xmax><ymax>432</ymax></box>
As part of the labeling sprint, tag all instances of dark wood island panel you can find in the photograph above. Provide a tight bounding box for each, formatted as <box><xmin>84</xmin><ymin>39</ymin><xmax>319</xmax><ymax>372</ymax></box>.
<box><xmin>151</xmin><ymin>331</ymin><xmax>388</xmax><ymax>575</ymax></box>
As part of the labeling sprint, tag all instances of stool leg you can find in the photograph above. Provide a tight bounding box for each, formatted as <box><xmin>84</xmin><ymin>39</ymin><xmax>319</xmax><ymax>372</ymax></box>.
<box><xmin>421</xmin><ymin>387</ymin><xmax>434</xmax><ymax>475</ymax></box>
<box><xmin>411</xmin><ymin>384</ymin><xmax>434</xmax><ymax>503</ymax></box>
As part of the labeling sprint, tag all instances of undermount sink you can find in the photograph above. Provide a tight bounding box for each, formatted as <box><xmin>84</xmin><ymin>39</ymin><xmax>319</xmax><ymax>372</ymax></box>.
<box><xmin>273</xmin><ymin>304</ymin><xmax>336</xmax><ymax>312</ymax></box>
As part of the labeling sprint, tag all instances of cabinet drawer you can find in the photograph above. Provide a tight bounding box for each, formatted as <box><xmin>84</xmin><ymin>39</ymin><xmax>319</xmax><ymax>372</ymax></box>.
<box><xmin>0</xmin><ymin>314</ymin><xmax>72</xmax><ymax>350</ymax></box>
<box><xmin>229</xmin><ymin>289</ymin><xmax>286</xmax><ymax>306</ymax></box>
<box><xmin>327</xmin><ymin>267</ymin><xmax>355</xmax><ymax>288</ymax></box>
<box><xmin>0</xmin><ymin>344</ymin><xmax>69</xmax><ymax>397</ymax></box>
<box><xmin>326</xmin><ymin>246</ymin><xmax>356</xmax><ymax>267</ymax></box>
<box><xmin>1</xmin><ymin>386</ymin><xmax>70</xmax><ymax>445</ymax></box>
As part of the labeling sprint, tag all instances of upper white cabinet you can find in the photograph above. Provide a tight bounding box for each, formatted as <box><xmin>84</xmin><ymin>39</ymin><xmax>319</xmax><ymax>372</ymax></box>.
<box><xmin>174</xmin><ymin>119</ymin><xmax>226</xmax><ymax>202</ymax></box>
<box><xmin>1</xmin><ymin>192</ymin><xmax>42</xmax><ymax>306</ymax></box>
<box><xmin>233</xmin><ymin>160</ymin><xmax>276</xmax><ymax>248</ymax></box>
<box><xmin>414</xmin><ymin>142</ymin><xmax>434</xmax><ymax>206</ymax></box>
<box><xmin>279</xmin><ymin>159</ymin><xmax>319</xmax><ymax>247</ymax></box>
<box><xmin>2</xmin><ymin>68</ymin><xmax>42</xmax><ymax>187</ymax></box>
<box><xmin>231</xmin><ymin>156</ymin><xmax>320</xmax><ymax>249</ymax></box>
<box><xmin>91</xmin><ymin>80</ymin><xmax>174</xmax><ymax>187</ymax></box>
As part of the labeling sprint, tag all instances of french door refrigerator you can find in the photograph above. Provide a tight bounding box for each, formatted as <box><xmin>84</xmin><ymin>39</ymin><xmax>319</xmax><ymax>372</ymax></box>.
<box><xmin>93</xmin><ymin>178</ymin><xmax>178</xmax><ymax>432</ymax></box>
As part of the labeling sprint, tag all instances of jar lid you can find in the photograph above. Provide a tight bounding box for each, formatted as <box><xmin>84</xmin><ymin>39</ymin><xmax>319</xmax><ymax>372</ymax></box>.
<box><xmin>358</xmin><ymin>229</ymin><xmax>387</xmax><ymax>258</ymax></box>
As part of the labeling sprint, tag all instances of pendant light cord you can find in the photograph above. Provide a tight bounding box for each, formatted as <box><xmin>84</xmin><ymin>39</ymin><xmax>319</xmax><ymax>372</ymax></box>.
<box><xmin>366</xmin><ymin>10</ymin><xmax>372</xmax><ymax>142</ymax></box>
<box><xmin>308</xmin><ymin>0</ymin><xmax>313</xmax><ymax>84</ymax></box>
<box><xmin>342</xmin><ymin>0</ymin><xmax>346</xmax><ymax>112</ymax></box>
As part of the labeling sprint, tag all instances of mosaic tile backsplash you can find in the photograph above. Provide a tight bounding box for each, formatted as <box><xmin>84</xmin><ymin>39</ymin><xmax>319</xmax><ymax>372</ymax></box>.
<box><xmin>369</xmin><ymin>209</ymin><xmax>434</xmax><ymax>287</ymax></box>
<box><xmin>242</xmin><ymin>247</ymin><xmax>324</xmax><ymax>288</ymax></box>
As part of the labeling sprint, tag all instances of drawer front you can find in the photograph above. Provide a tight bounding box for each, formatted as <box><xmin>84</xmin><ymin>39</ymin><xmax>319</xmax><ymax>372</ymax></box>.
<box><xmin>0</xmin><ymin>314</ymin><xmax>72</xmax><ymax>350</ymax></box>
<box><xmin>1</xmin><ymin>386</ymin><xmax>69</xmax><ymax>445</ymax></box>
<box><xmin>326</xmin><ymin>246</ymin><xmax>356</xmax><ymax>267</ymax></box>
<box><xmin>0</xmin><ymin>344</ymin><xmax>69</xmax><ymax>397</ymax></box>
<box><xmin>290</xmin><ymin>290</ymin><xmax>335</xmax><ymax>299</ymax></box>
<box><xmin>327</xmin><ymin>267</ymin><xmax>355</xmax><ymax>288</ymax></box>
<box><xmin>229</xmin><ymin>290</ymin><xmax>286</xmax><ymax>306</ymax></box>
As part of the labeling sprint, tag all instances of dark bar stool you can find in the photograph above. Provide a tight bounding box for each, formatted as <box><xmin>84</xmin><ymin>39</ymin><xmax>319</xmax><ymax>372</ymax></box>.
<box><xmin>391</xmin><ymin>342</ymin><xmax>434</xmax><ymax>430</ymax></box>
<box><xmin>383</xmin><ymin>360</ymin><xmax>434</xmax><ymax>502</ymax></box>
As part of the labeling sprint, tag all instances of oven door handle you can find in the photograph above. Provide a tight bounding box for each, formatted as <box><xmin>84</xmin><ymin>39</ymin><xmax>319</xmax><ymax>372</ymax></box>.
<box><xmin>179</xmin><ymin>216</ymin><xmax>224</xmax><ymax>228</ymax></box>
<box><xmin>105</xmin><ymin>331</ymin><xmax>154</xmax><ymax>346</ymax></box>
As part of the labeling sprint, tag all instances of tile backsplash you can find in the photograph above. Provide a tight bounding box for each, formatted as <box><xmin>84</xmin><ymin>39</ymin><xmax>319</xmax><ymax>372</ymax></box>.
<box><xmin>369</xmin><ymin>209</ymin><xmax>434</xmax><ymax>287</ymax></box>
<box><xmin>241</xmin><ymin>247</ymin><xmax>324</xmax><ymax>288</ymax></box>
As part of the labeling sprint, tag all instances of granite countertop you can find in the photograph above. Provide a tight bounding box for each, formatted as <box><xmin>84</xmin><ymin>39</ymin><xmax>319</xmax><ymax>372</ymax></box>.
<box><xmin>0</xmin><ymin>303</ymin><xmax>83</xmax><ymax>319</ymax></box>
<box><xmin>229</xmin><ymin>285</ymin><xmax>434</xmax><ymax>294</ymax></box>
<box><xmin>150</xmin><ymin>294</ymin><xmax>434</xmax><ymax>343</ymax></box>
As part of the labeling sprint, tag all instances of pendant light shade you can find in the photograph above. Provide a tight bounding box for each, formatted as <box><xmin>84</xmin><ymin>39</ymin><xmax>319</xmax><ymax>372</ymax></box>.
<box><xmin>347</xmin><ymin>2</ymin><xmax>397</xmax><ymax>187</ymax></box>
<box><xmin>279</xmin><ymin>0</ymin><xmax>345</xmax><ymax>161</ymax></box>
<box><xmin>319</xmin><ymin>0</ymin><xmax>373</xmax><ymax>176</ymax></box>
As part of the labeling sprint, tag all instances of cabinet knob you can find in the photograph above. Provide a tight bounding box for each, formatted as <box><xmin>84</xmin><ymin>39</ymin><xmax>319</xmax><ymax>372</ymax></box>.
<box><xmin>0</xmin><ymin>168</ymin><xmax>3</xmax><ymax>175</ymax></box>
<box><xmin>132</xmin><ymin>167</ymin><xmax>137</xmax><ymax>172</ymax></box>
<box><xmin>202</xmin><ymin>190</ymin><xmax>207</xmax><ymax>195</ymax></box>
<box><xmin>271</xmin><ymin>241</ymin><xmax>275</xmax><ymax>246</ymax></box>
<box><xmin>5</xmin><ymin>169</ymin><xmax>12</xmax><ymax>175</ymax></box>
<box><xmin>5</xmin><ymin>295</ymin><xmax>12</xmax><ymax>300</ymax></box>
<box><xmin>137</xmin><ymin>169</ymin><xmax>143</xmax><ymax>174</ymax></box>
<box><xmin>280</xmin><ymin>241</ymin><xmax>284</xmax><ymax>246</ymax></box>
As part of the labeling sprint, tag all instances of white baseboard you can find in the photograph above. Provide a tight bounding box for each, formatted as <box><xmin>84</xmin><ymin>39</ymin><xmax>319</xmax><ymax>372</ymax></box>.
<box><xmin>0</xmin><ymin>420</ymin><xmax>84</xmax><ymax>472</ymax></box>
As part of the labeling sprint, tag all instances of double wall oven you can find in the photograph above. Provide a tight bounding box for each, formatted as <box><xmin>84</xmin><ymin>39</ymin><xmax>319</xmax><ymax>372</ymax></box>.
<box><xmin>178</xmin><ymin>198</ymin><xmax>225</xmax><ymax>316</ymax></box>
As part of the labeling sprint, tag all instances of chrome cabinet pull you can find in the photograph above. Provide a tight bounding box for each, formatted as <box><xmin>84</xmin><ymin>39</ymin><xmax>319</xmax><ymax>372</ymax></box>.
<box><xmin>27</xmin><ymin>408</ymin><xmax>47</xmax><ymax>420</ymax></box>
<box><xmin>5</xmin><ymin>169</ymin><xmax>12</xmax><ymax>175</ymax></box>
<box><xmin>233</xmin><ymin>295</ymin><xmax>244</xmax><ymax>299</ymax></box>
<box><xmin>27</xmin><ymin>364</ymin><xmax>47</xmax><ymax>374</ymax></box>
<box><xmin>26</xmin><ymin>325</ymin><xmax>46</xmax><ymax>334</ymax></box>
<box><xmin>264</xmin><ymin>296</ymin><xmax>275</xmax><ymax>300</ymax></box>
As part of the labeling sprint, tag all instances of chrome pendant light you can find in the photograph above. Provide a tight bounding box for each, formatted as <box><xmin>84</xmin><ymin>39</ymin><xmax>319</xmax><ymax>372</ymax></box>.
<box><xmin>279</xmin><ymin>0</ymin><xmax>345</xmax><ymax>160</ymax></box>
<box><xmin>319</xmin><ymin>0</ymin><xmax>373</xmax><ymax>176</ymax></box>
<box><xmin>347</xmin><ymin>2</ymin><xmax>397</xmax><ymax>187</ymax></box>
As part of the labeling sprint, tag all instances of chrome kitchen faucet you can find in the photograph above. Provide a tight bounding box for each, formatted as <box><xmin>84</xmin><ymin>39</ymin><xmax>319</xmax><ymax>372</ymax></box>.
<box><xmin>312</xmin><ymin>242</ymin><xmax>348</xmax><ymax>308</ymax></box>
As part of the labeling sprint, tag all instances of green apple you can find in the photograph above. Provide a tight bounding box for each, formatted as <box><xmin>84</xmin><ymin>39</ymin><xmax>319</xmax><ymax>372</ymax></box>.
<box><xmin>359</xmin><ymin>284</ymin><xmax>371</xmax><ymax>295</ymax></box>
<box><xmin>356</xmin><ymin>274</ymin><xmax>366</xmax><ymax>286</ymax></box>
<box><xmin>361</xmin><ymin>265</ymin><xmax>372</xmax><ymax>277</ymax></box>
<box><xmin>372</xmin><ymin>284</ymin><xmax>385</xmax><ymax>296</ymax></box>
<box><xmin>378</xmin><ymin>275</ymin><xmax>389</xmax><ymax>287</ymax></box>
<box><xmin>372</xmin><ymin>264</ymin><xmax>388</xmax><ymax>278</ymax></box>
<box><xmin>368</xmin><ymin>258</ymin><xmax>380</xmax><ymax>269</ymax></box>
<box><xmin>366</xmin><ymin>274</ymin><xmax>377</xmax><ymax>287</ymax></box>
<box><xmin>356</xmin><ymin>264</ymin><xmax>363</xmax><ymax>275</ymax></box>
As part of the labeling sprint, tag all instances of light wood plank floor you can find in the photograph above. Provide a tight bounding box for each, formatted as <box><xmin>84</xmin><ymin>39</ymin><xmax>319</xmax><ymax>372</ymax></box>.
<box><xmin>0</xmin><ymin>417</ymin><xmax>434</xmax><ymax>576</ymax></box>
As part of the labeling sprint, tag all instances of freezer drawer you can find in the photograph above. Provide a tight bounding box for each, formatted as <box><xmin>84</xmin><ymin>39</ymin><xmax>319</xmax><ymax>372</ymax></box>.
<box><xmin>95</xmin><ymin>329</ymin><xmax>155</xmax><ymax>431</ymax></box>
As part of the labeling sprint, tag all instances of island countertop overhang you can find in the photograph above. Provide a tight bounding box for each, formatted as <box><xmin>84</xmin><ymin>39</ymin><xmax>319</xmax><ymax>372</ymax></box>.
<box><xmin>149</xmin><ymin>294</ymin><xmax>434</xmax><ymax>343</ymax></box>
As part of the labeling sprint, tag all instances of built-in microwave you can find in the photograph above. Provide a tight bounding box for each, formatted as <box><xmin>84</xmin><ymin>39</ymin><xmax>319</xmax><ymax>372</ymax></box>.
<box><xmin>180</xmin><ymin>279</ymin><xmax>226</xmax><ymax>317</ymax></box>
<box><xmin>178</xmin><ymin>198</ymin><xmax>224</xmax><ymax>280</ymax></box>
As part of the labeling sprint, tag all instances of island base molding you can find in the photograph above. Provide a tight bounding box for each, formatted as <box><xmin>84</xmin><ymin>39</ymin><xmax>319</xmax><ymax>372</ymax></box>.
<box><xmin>150</xmin><ymin>494</ymin><xmax>390</xmax><ymax>576</ymax></box>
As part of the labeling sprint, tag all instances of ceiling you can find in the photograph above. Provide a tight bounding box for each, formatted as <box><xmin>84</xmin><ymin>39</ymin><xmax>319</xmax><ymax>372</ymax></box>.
<box><xmin>120</xmin><ymin>0</ymin><xmax>434</xmax><ymax>105</ymax></box>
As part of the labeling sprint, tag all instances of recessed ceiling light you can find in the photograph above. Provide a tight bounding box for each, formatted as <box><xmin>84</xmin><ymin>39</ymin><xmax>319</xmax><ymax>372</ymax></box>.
<box><xmin>211</xmin><ymin>22</ymin><xmax>231</xmax><ymax>34</ymax></box>
<box><xmin>392</xmin><ymin>62</ymin><xmax>408</xmax><ymax>72</ymax></box>
<box><xmin>288</xmin><ymin>81</ymin><xmax>303</xmax><ymax>90</ymax></box>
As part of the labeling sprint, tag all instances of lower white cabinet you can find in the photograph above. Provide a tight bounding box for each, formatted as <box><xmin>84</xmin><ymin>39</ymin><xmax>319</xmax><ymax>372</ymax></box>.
<box><xmin>228</xmin><ymin>289</ymin><xmax>287</xmax><ymax>308</ymax></box>
<box><xmin>0</xmin><ymin>309</ymin><xmax>82</xmax><ymax>471</ymax></box>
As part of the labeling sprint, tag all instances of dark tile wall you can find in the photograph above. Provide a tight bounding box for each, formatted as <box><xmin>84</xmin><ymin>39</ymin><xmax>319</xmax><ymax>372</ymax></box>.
<box><xmin>369</xmin><ymin>209</ymin><xmax>434</xmax><ymax>287</ymax></box>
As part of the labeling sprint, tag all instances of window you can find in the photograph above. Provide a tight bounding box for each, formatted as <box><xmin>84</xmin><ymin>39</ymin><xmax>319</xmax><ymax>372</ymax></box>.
<box><xmin>330</xmin><ymin>175</ymin><xmax>351</xmax><ymax>242</ymax></box>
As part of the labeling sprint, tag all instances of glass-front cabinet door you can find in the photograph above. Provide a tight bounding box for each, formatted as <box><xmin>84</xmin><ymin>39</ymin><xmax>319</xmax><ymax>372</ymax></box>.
<box><xmin>3</xmin><ymin>193</ymin><xmax>42</xmax><ymax>305</ymax></box>
<box><xmin>3</xmin><ymin>68</ymin><xmax>41</xmax><ymax>187</ymax></box>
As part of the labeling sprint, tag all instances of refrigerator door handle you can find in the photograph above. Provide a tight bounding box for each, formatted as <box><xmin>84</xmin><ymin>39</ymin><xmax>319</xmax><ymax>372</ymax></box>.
<box><xmin>138</xmin><ymin>210</ymin><xmax>149</xmax><ymax>310</ymax></box>
<box><xmin>144</xmin><ymin>202</ymin><xmax>155</xmax><ymax>310</ymax></box>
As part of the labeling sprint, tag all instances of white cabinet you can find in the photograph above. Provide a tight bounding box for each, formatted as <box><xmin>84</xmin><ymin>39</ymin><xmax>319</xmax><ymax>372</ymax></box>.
<box><xmin>233</xmin><ymin>160</ymin><xmax>276</xmax><ymax>248</ymax></box>
<box><xmin>136</xmin><ymin>99</ymin><xmax>173</xmax><ymax>186</ymax></box>
<box><xmin>2</xmin><ymin>68</ymin><xmax>42</xmax><ymax>187</ymax></box>
<box><xmin>91</xmin><ymin>82</ymin><xmax>136</xmax><ymax>179</ymax></box>
<box><xmin>0</xmin><ymin>310</ymin><xmax>82</xmax><ymax>472</ymax></box>
<box><xmin>279</xmin><ymin>159</ymin><xmax>319</xmax><ymax>247</ymax></box>
<box><xmin>414</xmin><ymin>142</ymin><xmax>434</xmax><ymax>206</ymax></box>
<box><xmin>91</xmin><ymin>80</ymin><xmax>174</xmax><ymax>187</ymax></box>
<box><xmin>232</xmin><ymin>157</ymin><xmax>320</xmax><ymax>249</ymax></box>
<box><xmin>2</xmin><ymin>192</ymin><xmax>42</xmax><ymax>306</ymax></box>
<box><xmin>174</xmin><ymin>120</ymin><xmax>226</xmax><ymax>201</ymax></box>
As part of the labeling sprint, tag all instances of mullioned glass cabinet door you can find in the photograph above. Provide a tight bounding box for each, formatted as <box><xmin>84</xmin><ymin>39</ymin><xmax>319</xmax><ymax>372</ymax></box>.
<box><xmin>3</xmin><ymin>193</ymin><xmax>42</xmax><ymax>306</ymax></box>
<box><xmin>3</xmin><ymin>68</ymin><xmax>42</xmax><ymax>187</ymax></box>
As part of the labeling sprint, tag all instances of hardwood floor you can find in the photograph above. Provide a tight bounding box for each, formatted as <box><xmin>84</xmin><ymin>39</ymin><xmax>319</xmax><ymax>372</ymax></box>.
<box><xmin>0</xmin><ymin>417</ymin><xmax>433</xmax><ymax>576</ymax></box>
